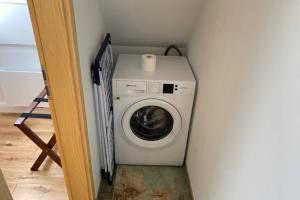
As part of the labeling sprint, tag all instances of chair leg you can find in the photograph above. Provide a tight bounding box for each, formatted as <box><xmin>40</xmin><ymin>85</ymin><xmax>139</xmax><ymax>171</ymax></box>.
<box><xmin>31</xmin><ymin>134</ymin><xmax>57</xmax><ymax>171</ymax></box>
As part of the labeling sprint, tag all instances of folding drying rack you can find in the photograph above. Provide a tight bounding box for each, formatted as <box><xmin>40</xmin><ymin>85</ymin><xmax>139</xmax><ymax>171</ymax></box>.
<box><xmin>92</xmin><ymin>33</ymin><xmax>115</xmax><ymax>184</ymax></box>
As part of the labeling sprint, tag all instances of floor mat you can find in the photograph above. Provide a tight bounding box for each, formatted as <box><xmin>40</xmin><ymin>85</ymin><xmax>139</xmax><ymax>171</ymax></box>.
<box><xmin>99</xmin><ymin>165</ymin><xmax>192</xmax><ymax>200</ymax></box>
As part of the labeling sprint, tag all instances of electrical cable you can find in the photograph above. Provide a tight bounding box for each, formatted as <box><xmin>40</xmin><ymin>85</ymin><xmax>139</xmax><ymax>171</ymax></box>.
<box><xmin>164</xmin><ymin>45</ymin><xmax>183</xmax><ymax>56</ymax></box>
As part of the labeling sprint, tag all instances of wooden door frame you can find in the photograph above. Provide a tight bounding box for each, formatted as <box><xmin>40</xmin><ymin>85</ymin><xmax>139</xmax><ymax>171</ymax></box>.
<box><xmin>27</xmin><ymin>0</ymin><xmax>95</xmax><ymax>199</ymax></box>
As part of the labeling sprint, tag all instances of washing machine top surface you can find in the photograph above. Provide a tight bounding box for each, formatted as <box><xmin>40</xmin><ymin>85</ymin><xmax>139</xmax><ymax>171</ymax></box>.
<box><xmin>113</xmin><ymin>54</ymin><xmax>195</xmax><ymax>82</ymax></box>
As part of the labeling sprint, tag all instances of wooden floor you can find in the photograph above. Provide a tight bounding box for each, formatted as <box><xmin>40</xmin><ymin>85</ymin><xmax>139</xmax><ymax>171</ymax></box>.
<box><xmin>0</xmin><ymin>112</ymin><xmax>68</xmax><ymax>200</ymax></box>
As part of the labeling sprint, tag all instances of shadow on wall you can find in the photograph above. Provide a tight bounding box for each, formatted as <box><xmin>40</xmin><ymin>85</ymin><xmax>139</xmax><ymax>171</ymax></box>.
<box><xmin>186</xmin><ymin>0</ymin><xmax>300</xmax><ymax>199</ymax></box>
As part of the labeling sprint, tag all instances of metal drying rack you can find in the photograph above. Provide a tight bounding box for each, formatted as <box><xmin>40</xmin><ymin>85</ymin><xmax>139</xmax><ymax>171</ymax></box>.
<box><xmin>92</xmin><ymin>33</ymin><xmax>115</xmax><ymax>184</ymax></box>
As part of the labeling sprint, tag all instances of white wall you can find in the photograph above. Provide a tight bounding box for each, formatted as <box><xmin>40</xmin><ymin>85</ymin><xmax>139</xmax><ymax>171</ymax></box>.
<box><xmin>0</xmin><ymin>2</ymin><xmax>35</xmax><ymax>45</ymax></box>
<box><xmin>0</xmin><ymin>45</ymin><xmax>40</xmax><ymax>70</ymax></box>
<box><xmin>72</xmin><ymin>0</ymin><xmax>106</xmax><ymax>196</ymax></box>
<box><xmin>112</xmin><ymin>45</ymin><xmax>186</xmax><ymax>64</ymax></box>
<box><xmin>99</xmin><ymin>0</ymin><xmax>202</xmax><ymax>47</ymax></box>
<box><xmin>0</xmin><ymin>1</ymin><xmax>43</xmax><ymax>112</ymax></box>
<box><xmin>0</xmin><ymin>2</ymin><xmax>40</xmax><ymax>69</ymax></box>
<box><xmin>186</xmin><ymin>0</ymin><xmax>300</xmax><ymax>200</ymax></box>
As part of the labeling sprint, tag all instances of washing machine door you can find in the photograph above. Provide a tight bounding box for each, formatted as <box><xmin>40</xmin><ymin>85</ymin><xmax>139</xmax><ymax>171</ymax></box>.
<box><xmin>122</xmin><ymin>99</ymin><xmax>181</xmax><ymax>148</ymax></box>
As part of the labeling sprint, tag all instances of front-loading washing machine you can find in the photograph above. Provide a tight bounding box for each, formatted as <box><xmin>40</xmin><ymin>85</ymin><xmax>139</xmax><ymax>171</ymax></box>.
<box><xmin>112</xmin><ymin>54</ymin><xmax>196</xmax><ymax>166</ymax></box>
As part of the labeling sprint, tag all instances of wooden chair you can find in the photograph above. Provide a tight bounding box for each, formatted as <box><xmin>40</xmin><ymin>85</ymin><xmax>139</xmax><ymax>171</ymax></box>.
<box><xmin>14</xmin><ymin>89</ymin><xmax>61</xmax><ymax>171</ymax></box>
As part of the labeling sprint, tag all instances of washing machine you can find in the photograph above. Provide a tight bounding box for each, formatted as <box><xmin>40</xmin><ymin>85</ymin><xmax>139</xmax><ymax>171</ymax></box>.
<box><xmin>112</xmin><ymin>54</ymin><xmax>196</xmax><ymax>166</ymax></box>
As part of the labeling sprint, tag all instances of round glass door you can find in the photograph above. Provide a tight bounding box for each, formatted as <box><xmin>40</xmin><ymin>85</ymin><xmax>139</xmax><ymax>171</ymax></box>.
<box><xmin>122</xmin><ymin>99</ymin><xmax>181</xmax><ymax>148</ymax></box>
<box><xmin>130</xmin><ymin>106</ymin><xmax>174</xmax><ymax>141</ymax></box>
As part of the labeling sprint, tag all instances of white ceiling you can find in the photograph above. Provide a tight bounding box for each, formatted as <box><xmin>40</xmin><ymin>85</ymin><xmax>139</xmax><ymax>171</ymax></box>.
<box><xmin>99</xmin><ymin>0</ymin><xmax>202</xmax><ymax>47</ymax></box>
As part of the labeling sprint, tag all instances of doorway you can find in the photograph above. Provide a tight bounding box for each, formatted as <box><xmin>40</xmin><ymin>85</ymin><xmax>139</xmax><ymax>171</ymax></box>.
<box><xmin>0</xmin><ymin>1</ymin><xmax>67</xmax><ymax>199</ymax></box>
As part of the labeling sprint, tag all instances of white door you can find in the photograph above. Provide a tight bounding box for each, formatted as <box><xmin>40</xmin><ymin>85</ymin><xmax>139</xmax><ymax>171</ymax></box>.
<box><xmin>122</xmin><ymin>99</ymin><xmax>181</xmax><ymax>148</ymax></box>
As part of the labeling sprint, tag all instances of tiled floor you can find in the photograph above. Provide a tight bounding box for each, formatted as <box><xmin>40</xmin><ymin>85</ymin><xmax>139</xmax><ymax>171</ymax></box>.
<box><xmin>99</xmin><ymin>165</ymin><xmax>192</xmax><ymax>200</ymax></box>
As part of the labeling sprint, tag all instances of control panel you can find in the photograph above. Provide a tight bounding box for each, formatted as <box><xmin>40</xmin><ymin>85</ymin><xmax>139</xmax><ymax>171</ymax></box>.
<box><xmin>116</xmin><ymin>80</ymin><xmax>194</xmax><ymax>96</ymax></box>
<box><xmin>147</xmin><ymin>81</ymin><xmax>194</xmax><ymax>95</ymax></box>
